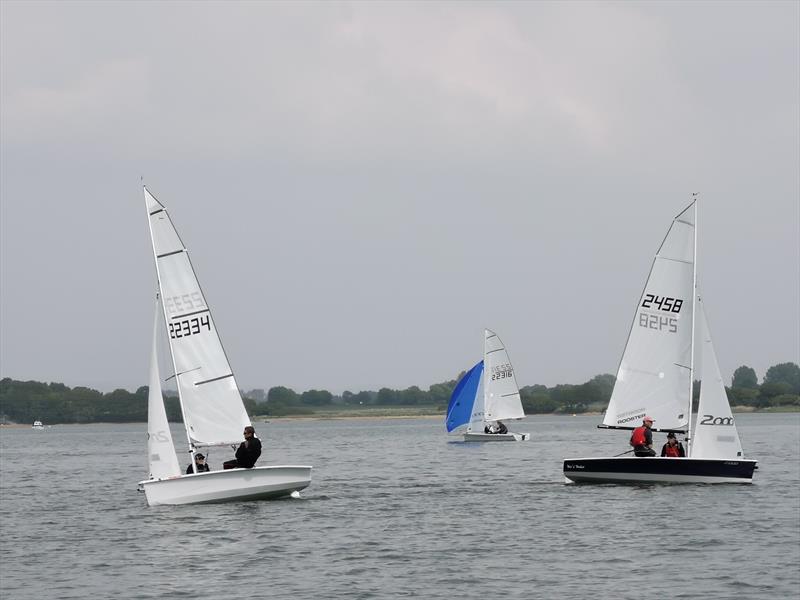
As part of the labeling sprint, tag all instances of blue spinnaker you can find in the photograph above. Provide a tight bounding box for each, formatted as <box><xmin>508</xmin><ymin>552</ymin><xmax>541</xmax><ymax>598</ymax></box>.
<box><xmin>446</xmin><ymin>361</ymin><xmax>484</xmax><ymax>432</ymax></box>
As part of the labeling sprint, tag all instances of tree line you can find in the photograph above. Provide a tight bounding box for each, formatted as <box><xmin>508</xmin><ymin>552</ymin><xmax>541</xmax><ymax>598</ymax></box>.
<box><xmin>1</xmin><ymin>362</ymin><xmax>797</xmax><ymax>424</ymax></box>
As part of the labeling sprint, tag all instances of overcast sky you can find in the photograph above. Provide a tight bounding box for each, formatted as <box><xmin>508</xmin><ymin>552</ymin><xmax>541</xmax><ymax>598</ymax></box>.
<box><xmin>1</xmin><ymin>1</ymin><xmax>798</xmax><ymax>396</ymax></box>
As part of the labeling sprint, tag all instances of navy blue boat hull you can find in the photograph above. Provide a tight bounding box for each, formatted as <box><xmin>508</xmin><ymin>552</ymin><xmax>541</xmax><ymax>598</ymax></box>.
<box><xmin>563</xmin><ymin>456</ymin><xmax>757</xmax><ymax>484</ymax></box>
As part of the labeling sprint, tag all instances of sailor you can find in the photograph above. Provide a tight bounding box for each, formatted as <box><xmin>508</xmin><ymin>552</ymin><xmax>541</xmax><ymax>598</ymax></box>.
<box><xmin>661</xmin><ymin>432</ymin><xmax>686</xmax><ymax>457</ymax></box>
<box><xmin>186</xmin><ymin>452</ymin><xmax>211</xmax><ymax>474</ymax></box>
<box><xmin>223</xmin><ymin>426</ymin><xmax>262</xmax><ymax>469</ymax></box>
<box><xmin>630</xmin><ymin>416</ymin><xmax>656</xmax><ymax>456</ymax></box>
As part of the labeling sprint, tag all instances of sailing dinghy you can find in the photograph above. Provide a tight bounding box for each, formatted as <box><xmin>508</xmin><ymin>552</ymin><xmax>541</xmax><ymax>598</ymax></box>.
<box><xmin>138</xmin><ymin>187</ymin><xmax>312</xmax><ymax>506</ymax></box>
<box><xmin>563</xmin><ymin>199</ymin><xmax>756</xmax><ymax>483</ymax></box>
<box><xmin>446</xmin><ymin>329</ymin><xmax>530</xmax><ymax>442</ymax></box>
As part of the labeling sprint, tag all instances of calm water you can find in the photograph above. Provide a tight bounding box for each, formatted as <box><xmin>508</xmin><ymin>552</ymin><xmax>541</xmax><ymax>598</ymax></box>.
<box><xmin>1</xmin><ymin>413</ymin><xmax>798</xmax><ymax>599</ymax></box>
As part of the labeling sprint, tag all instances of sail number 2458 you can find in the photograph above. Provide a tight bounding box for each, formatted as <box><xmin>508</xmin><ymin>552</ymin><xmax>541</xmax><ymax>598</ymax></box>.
<box><xmin>641</xmin><ymin>294</ymin><xmax>683</xmax><ymax>313</ymax></box>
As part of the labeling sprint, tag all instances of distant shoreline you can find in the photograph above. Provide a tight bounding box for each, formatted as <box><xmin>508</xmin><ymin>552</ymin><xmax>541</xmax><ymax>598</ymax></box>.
<box><xmin>1</xmin><ymin>406</ymin><xmax>797</xmax><ymax>427</ymax></box>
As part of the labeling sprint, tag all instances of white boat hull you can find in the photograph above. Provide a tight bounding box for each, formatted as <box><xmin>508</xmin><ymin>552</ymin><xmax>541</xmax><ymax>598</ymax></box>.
<box><xmin>463</xmin><ymin>432</ymin><xmax>529</xmax><ymax>442</ymax></box>
<box><xmin>563</xmin><ymin>456</ymin><xmax>756</xmax><ymax>484</ymax></box>
<box><xmin>139</xmin><ymin>465</ymin><xmax>312</xmax><ymax>506</ymax></box>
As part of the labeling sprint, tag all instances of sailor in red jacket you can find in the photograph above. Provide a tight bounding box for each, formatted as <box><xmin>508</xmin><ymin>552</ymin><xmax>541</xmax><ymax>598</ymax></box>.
<box><xmin>630</xmin><ymin>416</ymin><xmax>656</xmax><ymax>457</ymax></box>
<box><xmin>661</xmin><ymin>432</ymin><xmax>686</xmax><ymax>457</ymax></box>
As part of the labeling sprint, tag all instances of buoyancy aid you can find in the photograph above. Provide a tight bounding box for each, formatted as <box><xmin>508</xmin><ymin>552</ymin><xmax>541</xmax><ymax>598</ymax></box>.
<box><xmin>630</xmin><ymin>426</ymin><xmax>647</xmax><ymax>447</ymax></box>
<box><xmin>664</xmin><ymin>444</ymin><xmax>681</xmax><ymax>457</ymax></box>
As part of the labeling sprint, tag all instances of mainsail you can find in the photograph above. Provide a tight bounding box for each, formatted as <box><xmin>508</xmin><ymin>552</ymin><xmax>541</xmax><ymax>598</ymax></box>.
<box><xmin>145</xmin><ymin>187</ymin><xmax>251</xmax><ymax>447</ymax></box>
<box><xmin>446</xmin><ymin>361</ymin><xmax>483</xmax><ymax>432</ymax></box>
<box><xmin>146</xmin><ymin>298</ymin><xmax>181</xmax><ymax>479</ymax></box>
<box><xmin>603</xmin><ymin>202</ymin><xmax>696</xmax><ymax>431</ymax></box>
<box><xmin>691</xmin><ymin>300</ymin><xmax>744</xmax><ymax>459</ymax></box>
<box><xmin>483</xmin><ymin>329</ymin><xmax>525</xmax><ymax>422</ymax></box>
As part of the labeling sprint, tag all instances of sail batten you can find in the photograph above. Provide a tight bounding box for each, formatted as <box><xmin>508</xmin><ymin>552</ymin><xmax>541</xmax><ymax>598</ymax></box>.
<box><xmin>195</xmin><ymin>374</ymin><xmax>235</xmax><ymax>386</ymax></box>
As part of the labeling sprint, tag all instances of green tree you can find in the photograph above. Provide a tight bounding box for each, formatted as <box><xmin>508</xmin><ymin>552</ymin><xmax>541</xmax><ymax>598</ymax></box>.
<box><xmin>732</xmin><ymin>365</ymin><xmax>758</xmax><ymax>389</ymax></box>
<box><xmin>376</xmin><ymin>387</ymin><xmax>399</xmax><ymax>405</ymax></box>
<box><xmin>268</xmin><ymin>386</ymin><xmax>299</xmax><ymax>404</ymax></box>
<box><xmin>763</xmin><ymin>362</ymin><xmax>800</xmax><ymax>394</ymax></box>
<box><xmin>300</xmin><ymin>389</ymin><xmax>333</xmax><ymax>406</ymax></box>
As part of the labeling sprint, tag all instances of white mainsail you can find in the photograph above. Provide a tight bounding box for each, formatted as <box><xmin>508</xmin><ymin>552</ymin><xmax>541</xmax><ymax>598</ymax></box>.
<box><xmin>691</xmin><ymin>300</ymin><xmax>744</xmax><ymax>459</ymax></box>
<box><xmin>483</xmin><ymin>329</ymin><xmax>525</xmax><ymax>422</ymax></box>
<box><xmin>146</xmin><ymin>298</ymin><xmax>181</xmax><ymax>479</ymax></box>
<box><xmin>603</xmin><ymin>202</ymin><xmax>696</xmax><ymax>430</ymax></box>
<box><xmin>145</xmin><ymin>187</ymin><xmax>251</xmax><ymax>447</ymax></box>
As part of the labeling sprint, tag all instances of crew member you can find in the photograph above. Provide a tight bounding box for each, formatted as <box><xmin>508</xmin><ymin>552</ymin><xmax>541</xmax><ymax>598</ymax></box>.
<box><xmin>661</xmin><ymin>432</ymin><xmax>686</xmax><ymax>457</ymax></box>
<box><xmin>223</xmin><ymin>426</ymin><xmax>262</xmax><ymax>469</ymax></box>
<box><xmin>630</xmin><ymin>416</ymin><xmax>656</xmax><ymax>457</ymax></box>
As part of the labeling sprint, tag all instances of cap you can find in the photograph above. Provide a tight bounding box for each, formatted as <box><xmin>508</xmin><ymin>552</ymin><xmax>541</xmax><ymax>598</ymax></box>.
<box><xmin>666</xmin><ymin>432</ymin><xmax>676</xmax><ymax>439</ymax></box>
<box><xmin>195</xmin><ymin>453</ymin><xmax>205</xmax><ymax>460</ymax></box>
<box><xmin>643</xmin><ymin>416</ymin><xmax>654</xmax><ymax>423</ymax></box>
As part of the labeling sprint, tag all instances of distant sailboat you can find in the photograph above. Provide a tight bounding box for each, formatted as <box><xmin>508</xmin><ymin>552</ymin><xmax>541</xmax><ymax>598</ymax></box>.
<box><xmin>563</xmin><ymin>199</ymin><xmax>756</xmax><ymax>483</ymax></box>
<box><xmin>137</xmin><ymin>186</ymin><xmax>312</xmax><ymax>505</ymax></box>
<box><xmin>446</xmin><ymin>329</ymin><xmax>530</xmax><ymax>442</ymax></box>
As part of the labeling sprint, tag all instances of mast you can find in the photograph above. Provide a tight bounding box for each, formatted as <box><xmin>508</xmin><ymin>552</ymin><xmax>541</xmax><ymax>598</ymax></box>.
<box><xmin>687</xmin><ymin>194</ymin><xmax>698</xmax><ymax>457</ymax></box>
<box><xmin>143</xmin><ymin>186</ymin><xmax>194</xmax><ymax>458</ymax></box>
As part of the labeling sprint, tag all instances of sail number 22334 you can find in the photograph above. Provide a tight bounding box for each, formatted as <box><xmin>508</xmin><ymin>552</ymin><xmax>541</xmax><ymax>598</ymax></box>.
<box><xmin>169</xmin><ymin>315</ymin><xmax>211</xmax><ymax>339</ymax></box>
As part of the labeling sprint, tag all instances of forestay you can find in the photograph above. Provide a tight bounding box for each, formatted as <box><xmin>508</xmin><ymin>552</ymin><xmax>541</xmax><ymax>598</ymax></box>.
<box><xmin>145</xmin><ymin>188</ymin><xmax>251</xmax><ymax>447</ymax></box>
<box><xmin>483</xmin><ymin>329</ymin><xmax>524</xmax><ymax>422</ymax></box>
<box><xmin>603</xmin><ymin>202</ymin><xmax>696</xmax><ymax>431</ymax></box>
<box><xmin>146</xmin><ymin>299</ymin><xmax>181</xmax><ymax>479</ymax></box>
<box><xmin>446</xmin><ymin>361</ymin><xmax>483</xmax><ymax>432</ymax></box>
<box><xmin>691</xmin><ymin>300</ymin><xmax>744</xmax><ymax>459</ymax></box>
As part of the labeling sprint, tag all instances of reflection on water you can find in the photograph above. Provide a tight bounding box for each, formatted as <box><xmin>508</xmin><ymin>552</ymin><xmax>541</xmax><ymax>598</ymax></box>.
<box><xmin>1</xmin><ymin>413</ymin><xmax>798</xmax><ymax>599</ymax></box>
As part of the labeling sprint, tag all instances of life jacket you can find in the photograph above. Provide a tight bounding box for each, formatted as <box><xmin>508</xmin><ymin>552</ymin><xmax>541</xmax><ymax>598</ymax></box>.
<box><xmin>664</xmin><ymin>444</ymin><xmax>681</xmax><ymax>457</ymax></box>
<box><xmin>630</xmin><ymin>426</ymin><xmax>647</xmax><ymax>447</ymax></box>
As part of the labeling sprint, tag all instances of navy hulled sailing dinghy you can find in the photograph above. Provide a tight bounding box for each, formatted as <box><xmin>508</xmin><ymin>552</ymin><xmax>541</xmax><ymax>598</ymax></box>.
<box><xmin>446</xmin><ymin>330</ymin><xmax>530</xmax><ymax>442</ymax></box>
<box><xmin>563</xmin><ymin>199</ymin><xmax>756</xmax><ymax>483</ymax></box>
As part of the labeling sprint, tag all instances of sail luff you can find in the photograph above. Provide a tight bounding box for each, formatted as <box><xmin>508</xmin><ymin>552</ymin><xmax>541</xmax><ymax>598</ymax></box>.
<box><xmin>687</xmin><ymin>198</ymin><xmax>698</xmax><ymax>456</ymax></box>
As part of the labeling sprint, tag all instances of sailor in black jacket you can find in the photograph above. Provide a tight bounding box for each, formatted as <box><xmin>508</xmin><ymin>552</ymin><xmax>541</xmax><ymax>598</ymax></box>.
<box><xmin>223</xmin><ymin>426</ymin><xmax>262</xmax><ymax>469</ymax></box>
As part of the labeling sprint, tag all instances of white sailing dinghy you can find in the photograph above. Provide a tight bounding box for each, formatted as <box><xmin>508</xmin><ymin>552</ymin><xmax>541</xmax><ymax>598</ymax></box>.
<box><xmin>446</xmin><ymin>329</ymin><xmax>530</xmax><ymax>442</ymax></box>
<box><xmin>563</xmin><ymin>199</ymin><xmax>756</xmax><ymax>483</ymax></box>
<box><xmin>138</xmin><ymin>187</ymin><xmax>312</xmax><ymax>506</ymax></box>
